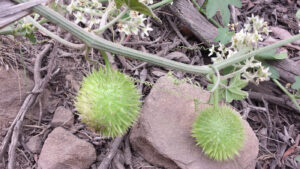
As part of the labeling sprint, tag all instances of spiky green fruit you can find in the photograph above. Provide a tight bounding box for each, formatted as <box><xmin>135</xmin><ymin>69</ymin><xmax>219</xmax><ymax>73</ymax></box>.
<box><xmin>75</xmin><ymin>70</ymin><xmax>141</xmax><ymax>138</ymax></box>
<box><xmin>191</xmin><ymin>106</ymin><xmax>245</xmax><ymax>161</ymax></box>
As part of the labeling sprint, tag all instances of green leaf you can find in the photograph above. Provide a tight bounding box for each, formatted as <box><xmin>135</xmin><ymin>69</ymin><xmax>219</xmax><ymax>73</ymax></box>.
<box><xmin>255</xmin><ymin>49</ymin><xmax>287</xmax><ymax>60</ymax></box>
<box><xmin>292</xmin><ymin>76</ymin><xmax>300</xmax><ymax>90</ymax></box>
<box><xmin>221</xmin><ymin>65</ymin><xmax>235</xmax><ymax>75</ymax></box>
<box><xmin>296</xmin><ymin>155</ymin><xmax>300</xmax><ymax>162</ymax></box>
<box><xmin>208</xmin><ymin>74</ymin><xmax>248</xmax><ymax>103</ymax></box>
<box><xmin>262</xmin><ymin>62</ymin><xmax>279</xmax><ymax>79</ymax></box>
<box><xmin>296</xmin><ymin>9</ymin><xmax>300</xmax><ymax>19</ymax></box>
<box><xmin>206</xmin><ymin>0</ymin><xmax>241</xmax><ymax>25</ymax></box>
<box><xmin>123</xmin><ymin>0</ymin><xmax>161</xmax><ymax>22</ymax></box>
<box><xmin>115</xmin><ymin>0</ymin><xmax>124</xmax><ymax>9</ymax></box>
<box><xmin>25</xmin><ymin>32</ymin><xmax>36</xmax><ymax>44</ymax></box>
<box><xmin>214</xmin><ymin>27</ymin><xmax>234</xmax><ymax>44</ymax></box>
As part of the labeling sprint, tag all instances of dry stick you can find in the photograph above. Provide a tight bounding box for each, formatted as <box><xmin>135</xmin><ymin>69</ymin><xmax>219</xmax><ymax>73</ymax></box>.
<box><xmin>0</xmin><ymin>44</ymin><xmax>52</xmax><ymax>160</ymax></box>
<box><xmin>98</xmin><ymin>136</ymin><xmax>124</xmax><ymax>169</ymax></box>
<box><xmin>166</xmin><ymin>16</ymin><xmax>192</xmax><ymax>48</ymax></box>
<box><xmin>9</xmin><ymin>44</ymin><xmax>57</xmax><ymax>169</ymax></box>
<box><xmin>0</xmin><ymin>44</ymin><xmax>57</xmax><ymax>169</ymax></box>
<box><xmin>112</xmin><ymin>151</ymin><xmax>126</xmax><ymax>169</ymax></box>
<box><xmin>249</xmin><ymin>91</ymin><xmax>298</xmax><ymax>112</ymax></box>
<box><xmin>124</xmin><ymin>135</ymin><xmax>133</xmax><ymax>169</ymax></box>
<box><xmin>7</xmin><ymin>121</ymin><xmax>22</xmax><ymax>169</ymax></box>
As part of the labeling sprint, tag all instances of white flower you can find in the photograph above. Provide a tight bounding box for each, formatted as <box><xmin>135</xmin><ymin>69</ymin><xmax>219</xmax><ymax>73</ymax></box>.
<box><xmin>227</xmin><ymin>49</ymin><xmax>237</xmax><ymax>59</ymax></box>
<box><xmin>135</xmin><ymin>14</ymin><xmax>146</xmax><ymax>26</ymax></box>
<box><xmin>129</xmin><ymin>11</ymin><xmax>139</xmax><ymax>18</ymax></box>
<box><xmin>131</xmin><ymin>26</ymin><xmax>139</xmax><ymax>35</ymax></box>
<box><xmin>141</xmin><ymin>24</ymin><xmax>153</xmax><ymax>38</ymax></box>
<box><xmin>208</xmin><ymin>45</ymin><xmax>215</xmax><ymax>56</ymax></box>
<box><xmin>88</xmin><ymin>16</ymin><xmax>101</xmax><ymax>29</ymax></box>
<box><xmin>117</xmin><ymin>23</ymin><xmax>131</xmax><ymax>35</ymax></box>
<box><xmin>66</xmin><ymin>0</ymin><xmax>77</xmax><ymax>13</ymax></box>
<box><xmin>74</xmin><ymin>12</ymin><xmax>87</xmax><ymax>24</ymax></box>
<box><xmin>92</xmin><ymin>0</ymin><xmax>102</xmax><ymax>8</ymax></box>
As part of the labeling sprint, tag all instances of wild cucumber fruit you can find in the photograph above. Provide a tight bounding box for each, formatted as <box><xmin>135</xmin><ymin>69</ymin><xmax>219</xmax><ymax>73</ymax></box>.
<box><xmin>191</xmin><ymin>106</ymin><xmax>245</xmax><ymax>161</ymax></box>
<box><xmin>75</xmin><ymin>70</ymin><xmax>141</xmax><ymax>138</ymax></box>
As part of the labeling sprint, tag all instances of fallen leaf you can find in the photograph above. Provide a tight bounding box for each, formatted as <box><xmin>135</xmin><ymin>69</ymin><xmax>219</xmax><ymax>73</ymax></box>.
<box><xmin>262</xmin><ymin>37</ymin><xmax>300</xmax><ymax>51</ymax></box>
<box><xmin>281</xmin><ymin>134</ymin><xmax>300</xmax><ymax>163</ymax></box>
<box><xmin>270</xmin><ymin>27</ymin><xmax>300</xmax><ymax>45</ymax></box>
<box><xmin>164</xmin><ymin>52</ymin><xmax>190</xmax><ymax>63</ymax></box>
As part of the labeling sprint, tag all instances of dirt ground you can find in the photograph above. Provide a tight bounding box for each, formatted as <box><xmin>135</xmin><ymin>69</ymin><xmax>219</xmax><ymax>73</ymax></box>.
<box><xmin>0</xmin><ymin>0</ymin><xmax>299</xmax><ymax>169</ymax></box>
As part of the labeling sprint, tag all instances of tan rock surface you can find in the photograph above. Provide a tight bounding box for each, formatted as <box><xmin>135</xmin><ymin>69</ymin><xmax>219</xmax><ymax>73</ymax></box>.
<box><xmin>0</xmin><ymin>68</ymin><xmax>34</xmax><ymax>129</ymax></box>
<box><xmin>130</xmin><ymin>76</ymin><xmax>259</xmax><ymax>169</ymax></box>
<box><xmin>51</xmin><ymin>106</ymin><xmax>74</xmax><ymax>128</ymax></box>
<box><xmin>38</xmin><ymin>127</ymin><xmax>96</xmax><ymax>169</ymax></box>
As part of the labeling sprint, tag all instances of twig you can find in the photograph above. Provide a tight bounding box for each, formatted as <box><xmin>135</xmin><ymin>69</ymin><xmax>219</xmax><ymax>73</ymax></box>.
<box><xmin>272</xmin><ymin>78</ymin><xmax>300</xmax><ymax>112</ymax></box>
<box><xmin>0</xmin><ymin>44</ymin><xmax>52</xmax><ymax>160</ymax></box>
<box><xmin>248</xmin><ymin>91</ymin><xmax>299</xmax><ymax>112</ymax></box>
<box><xmin>166</xmin><ymin>16</ymin><xmax>192</xmax><ymax>48</ymax></box>
<box><xmin>98</xmin><ymin>136</ymin><xmax>124</xmax><ymax>169</ymax></box>
<box><xmin>0</xmin><ymin>43</ymin><xmax>58</xmax><ymax>168</ymax></box>
<box><xmin>112</xmin><ymin>151</ymin><xmax>126</xmax><ymax>169</ymax></box>
<box><xmin>229</xmin><ymin>5</ymin><xmax>238</xmax><ymax>25</ymax></box>
<box><xmin>7</xmin><ymin>121</ymin><xmax>21</xmax><ymax>169</ymax></box>
<box><xmin>124</xmin><ymin>135</ymin><xmax>133</xmax><ymax>169</ymax></box>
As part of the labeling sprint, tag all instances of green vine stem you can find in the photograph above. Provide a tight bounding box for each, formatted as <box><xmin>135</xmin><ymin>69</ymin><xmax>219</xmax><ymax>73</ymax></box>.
<box><xmin>26</xmin><ymin>16</ymin><xmax>85</xmax><ymax>49</ymax></box>
<box><xmin>149</xmin><ymin>0</ymin><xmax>173</xmax><ymax>9</ymax></box>
<box><xmin>100</xmin><ymin>50</ymin><xmax>112</xmax><ymax>72</ymax></box>
<box><xmin>272</xmin><ymin>78</ymin><xmax>300</xmax><ymax>112</ymax></box>
<box><xmin>13</xmin><ymin>0</ymin><xmax>300</xmax><ymax>76</ymax></box>
<box><xmin>212</xmin><ymin>75</ymin><xmax>219</xmax><ymax>109</ymax></box>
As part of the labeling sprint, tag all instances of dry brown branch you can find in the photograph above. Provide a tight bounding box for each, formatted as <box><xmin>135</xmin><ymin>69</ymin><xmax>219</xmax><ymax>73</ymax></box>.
<box><xmin>0</xmin><ymin>43</ymin><xmax>58</xmax><ymax>169</ymax></box>
<box><xmin>98</xmin><ymin>136</ymin><xmax>124</xmax><ymax>169</ymax></box>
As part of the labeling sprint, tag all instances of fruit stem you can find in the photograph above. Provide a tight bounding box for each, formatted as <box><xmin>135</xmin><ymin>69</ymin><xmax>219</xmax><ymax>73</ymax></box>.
<box><xmin>101</xmin><ymin>50</ymin><xmax>111</xmax><ymax>72</ymax></box>
<box><xmin>212</xmin><ymin>75</ymin><xmax>219</xmax><ymax>109</ymax></box>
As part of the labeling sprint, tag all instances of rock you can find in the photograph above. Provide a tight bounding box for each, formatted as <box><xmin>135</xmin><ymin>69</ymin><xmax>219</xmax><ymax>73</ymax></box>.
<box><xmin>51</xmin><ymin>106</ymin><xmax>74</xmax><ymax>128</ymax></box>
<box><xmin>26</xmin><ymin>135</ymin><xmax>42</xmax><ymax>154</ymax></box>
<box><xmin>0</xmin><ymin>68</ymin><xmax>34</xmax><ymax>129</ymax></box>
<box><xmin>38</xmin><ymin>127</ymin><xmax>96</xmax><ymax>169</ymax></box>
<box><xmin>130</xmin><ymin>76</ymin><xmax>259</xmax><ymax>169</ymax></box>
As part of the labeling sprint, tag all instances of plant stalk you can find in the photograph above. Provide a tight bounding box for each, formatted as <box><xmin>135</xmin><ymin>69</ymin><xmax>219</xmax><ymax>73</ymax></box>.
<box><xmin>26</xmin><ymin>16</ymin><xmax>85</xmax><ymax>49</ymax></box>
<box><xmin>150</xmin><ymin>0</ymin><xmax>173</xmax><ymax>9</ymax></box>
<box><xmin>13</xmin><ymin>0</ymin><xmax>300</xmax><ymax>76</ymax></box>
<box><xmin>272</xmin><ymin>78</ymin><xmax>300</xmax><ymax>113</ymax></box>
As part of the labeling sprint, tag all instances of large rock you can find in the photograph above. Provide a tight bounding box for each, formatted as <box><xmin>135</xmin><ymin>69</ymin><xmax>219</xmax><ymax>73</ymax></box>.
<box><xmin>130</xmin><ymin>76</ymin><xmax>259</xmax><ymax>169</ymax></box>
<box><xmin>38</xmin><ymin>127</ymin><xmax>96</xmax><ymax>169</ymax></box>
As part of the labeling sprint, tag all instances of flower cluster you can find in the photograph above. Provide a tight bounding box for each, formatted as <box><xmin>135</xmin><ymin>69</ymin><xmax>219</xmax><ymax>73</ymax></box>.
<box><xmin>117</xmin><ymin>11</ymin><xmax>153</xmax><ymax>37</ymax></box>
<box><xmin>66</xmin><ymin>0</ymin><xmax>103</xmax><ymax>29</ymax></box>
<box><xmin>65</xmin><ymin>0</ymin><xmax>153</xmax><ymax>37</ymax></box>
<box><xmin>209</xmin><ymin>15</ymin><xmax>271</xmax><ymax>84</ymax></box>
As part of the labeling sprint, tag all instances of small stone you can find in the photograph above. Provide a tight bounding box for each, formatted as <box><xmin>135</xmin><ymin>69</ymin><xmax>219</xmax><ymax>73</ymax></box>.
<box><xmin>130</xmin><ymin>76</ymin><xmax>259</xmax><ymax>169</ymax></box>
<box><xmin>26</xmin><ymin>135</ymin><xmax>42</xmax><ymax>154</ymax></box>
<box><xmin>51</xmin><ymin>106</ymin><xmax>74</xmax><ymax>128</ymax></box>
<box><xmin>38</xmin><ymin>127</ymin><xmax>96</xmax><ymax>169</ymax></box>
